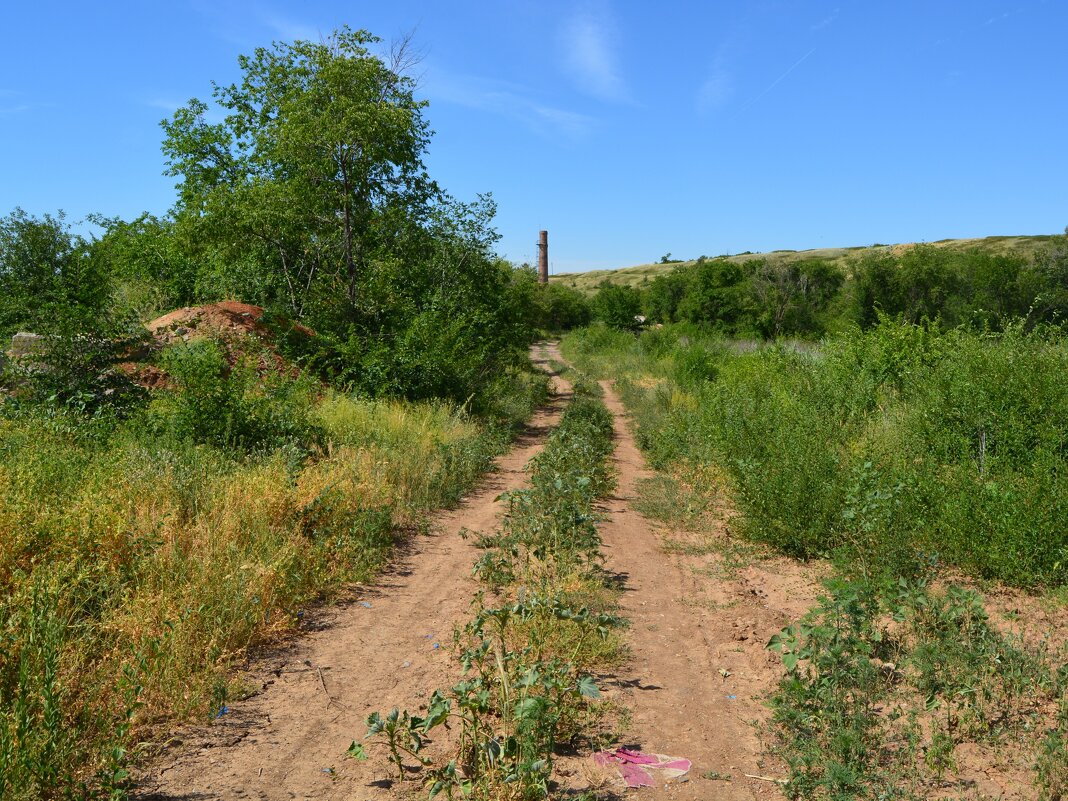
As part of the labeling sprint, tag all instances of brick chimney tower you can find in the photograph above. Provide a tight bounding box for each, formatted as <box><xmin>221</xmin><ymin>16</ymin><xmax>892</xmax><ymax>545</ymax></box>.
<box><xmin>537</xmin><ymin>230</ymin><xmax>549</xmax><ymax>284</ymax></box>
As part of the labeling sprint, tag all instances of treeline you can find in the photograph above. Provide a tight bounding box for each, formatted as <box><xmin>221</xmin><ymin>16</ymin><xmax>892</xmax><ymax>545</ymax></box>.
<box><xmin>580</xmin><ymin>237</ymin><xmax>1068</xmax><ymax>338</ymax></box>
<box><xmin>0</xmin><ymin>27</ymin><xmax>579</xmax><ymax>411</ymax></box>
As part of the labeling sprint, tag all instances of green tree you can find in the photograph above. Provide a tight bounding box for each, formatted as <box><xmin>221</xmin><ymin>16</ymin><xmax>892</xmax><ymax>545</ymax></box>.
<box><xmin>513</xmin><ymin>274</ymin><xmax>592</xmax><ymax>332</ymax></box>
<box><xmin>1020</xmin><ymin>230</ymin><xmax>1068</xmax><ymax>330</ymax></box>
<box><xmin>593</xmin><ymin>284</ymin><xmax>644</xmax><ymax>331</ymax></box>
<box><xmin>158</xmin><ymin>27</ymin><xmax>533</xmax><ymax>402</ymax></box>
<box><xmin>749</xmin><ymin>258</ymin><xmax>844</xmax><ymax>337</ymax></box>
<box><xmin>161</xmin><ymin>27</ymin><xmax>433</xmax><ymax>318</ymax></box>
<box><xmin>676</xmin><ymin>258</ymin><xmax>750</xmax><ymax>330</ymax></box>
<box><xmin>645</xmin><ymin>263</ymin><xmax>693</xmax><ymax>323</ymax></box>
<box><xmin>0</xmin><ymin>209</ymin><xmax>106</xmax><ymax>336</ymax></box>
<box><xmin>539</xmin><ymin>283</ymin><xmax>593</xmax><ymax>330</ymax></box>
<box><xmin>854</xmin><ymin>246</ymin><xmax>961</xmax><ymax>328</ymax></box>
<box><xmin>87</xmin><ymin>212</ymin><xmax>198</xmax><ymax>320</ymax></box>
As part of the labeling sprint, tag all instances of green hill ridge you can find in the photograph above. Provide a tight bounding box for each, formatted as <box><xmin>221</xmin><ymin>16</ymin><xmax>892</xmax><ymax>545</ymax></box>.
<box><xmin>551</xmin><ymin>234</ymin><xmax>1058</xmax><ymax>294</ymax></box>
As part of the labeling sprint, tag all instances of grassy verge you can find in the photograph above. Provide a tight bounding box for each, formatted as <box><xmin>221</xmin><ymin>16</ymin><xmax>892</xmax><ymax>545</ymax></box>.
<box><xmin>356</xmin><ymin>376</ymin><xmax>626</xmax><ymax>800</ymax></box>
<box><xmin>563</xmin><ymin>322</ymin><xmax>1068</xmax><ymax>588</ymax></box>
<box><xmin>0</xmin><ymin>358</ymin><xmax>548</xmax><ymax>799</ymax></box>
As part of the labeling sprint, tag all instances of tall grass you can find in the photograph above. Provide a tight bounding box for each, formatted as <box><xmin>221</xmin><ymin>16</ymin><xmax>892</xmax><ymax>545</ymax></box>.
<box><xmin>564</xmin><ymin>322</ymin><xmax>1068</xmax><ymax>797</ymax></box>
<box><xmin>562</xmin><ymin>321</ymin><xmax>1068</xmax><ymax>588</ymax></box>
<box><xmin>0</xmin><ymin>365</ymin><xmax>543</xmax><ymax>798</ymax></box>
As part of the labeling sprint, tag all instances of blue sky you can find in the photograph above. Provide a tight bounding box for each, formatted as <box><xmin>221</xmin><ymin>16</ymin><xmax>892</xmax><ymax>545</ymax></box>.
<box><xmin>1</xmin><ymin>1</ymin><xmax>1065</xmax><ymax>272</ymax></box>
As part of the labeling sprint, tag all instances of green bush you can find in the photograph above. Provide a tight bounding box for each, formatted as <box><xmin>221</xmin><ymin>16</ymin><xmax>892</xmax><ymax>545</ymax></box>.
<box><xmin>592</xmin><ymin>284</ymin><xmax>643</xmax><ymax>331</ymax></box>
<box><xmin>564</xmin><ymin>320</ymin><xmax>1068</xmax><ymax>588</ymax></box>
<box><xmin>148</xmin><ymin>339</ymin><xmax>323</xmax><ymax>454</ymax></box>
<box><xmin>5</xmin><ymin>313</ymin><xmax>149</xmax><ymax>421</ymax></box>
<box><xmin>0</xmin><ymin>209</ymin><xmax>108</xmax><ymax>337</ymax></box>
<box><xmin>533</xmin><ymin>282</ymin><xmax>593</xmax><ymax>332</ymax></box>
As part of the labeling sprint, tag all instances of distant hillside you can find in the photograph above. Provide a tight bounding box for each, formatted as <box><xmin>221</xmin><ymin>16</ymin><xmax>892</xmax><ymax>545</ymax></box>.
<box><xmin>551</xmin><ymin>235</ymin><xmax>1058</xmax><ymax>294</ymax></box>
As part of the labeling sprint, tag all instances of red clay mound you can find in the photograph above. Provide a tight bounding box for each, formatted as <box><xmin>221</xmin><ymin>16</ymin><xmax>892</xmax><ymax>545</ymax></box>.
<box><xmin>149</xmin><ymin>302</ymin><xmax>272</xmax><ymax>343</ymax></box>
<box><xmin>132</xmin><ymin>302</ymin><xmax>316</xmax><ymax>387</ymax></box>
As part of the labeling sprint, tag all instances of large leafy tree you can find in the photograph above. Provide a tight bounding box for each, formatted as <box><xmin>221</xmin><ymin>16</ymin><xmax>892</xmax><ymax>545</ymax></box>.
<box><xmin>675</xmin><ymin>258</ymin><xmax>750</xmax><ymax>330</ymax></box>
<box><xmin>160</xmin><ymin>27</ymin><xmax>537</xmax><ymax>401</ymax></box>
<box><xmin>748</xmin><ymin>258</ymin><xmax>843</xmax><ymax>337</ymax></box>
<box><xmin>161</xmin><ymin>27</ymin><xmax>433</xmax><ymax>318</ymax></box>
<box><xmin>0</xmin><ymin>208</ymin><xmax>106</xmax><ymax>335</ymax></box>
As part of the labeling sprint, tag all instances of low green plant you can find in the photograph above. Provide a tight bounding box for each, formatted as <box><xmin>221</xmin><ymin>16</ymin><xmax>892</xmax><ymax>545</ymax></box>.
<box><xmin>1036</xmin><ymin>695</ymin><xmax>1068</xmax><ymax>801</ymax></box>
<box><xmin>475</xmin><ymin>388</ymin><xmax>615</xmax><ymax>592</ymax></box>
<box><xmin>766</xmin><ymin>573</ymin><xmax>1063</xmax><ymax>800</ymax></box>
<box><xmin>148</xmin><ymin>339</ymin><xmax>323</xmax><ymax>454</ymax></box>
<box><xmin>0</xmin><ymin>575</ymin><xmax>77</xmax><ymax>799</ymax></box>
<box><xmin>361</xmin><ymin>380</ymin><xmax>624</xmax><ymax>799</ymax></box>
<box><xmin>356</xmin><ymin>708</ymin><xmax>431</xmax><ymax>779</ymax></box>
<box><xmin>366</xmin><ymin>598</ymin><xmax>606</xmax><ymax>800</ymax></box>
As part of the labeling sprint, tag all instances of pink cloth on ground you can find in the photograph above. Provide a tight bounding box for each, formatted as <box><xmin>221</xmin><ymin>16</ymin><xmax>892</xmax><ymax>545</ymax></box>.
<box><xmin>594</xmin><ymin>747</ymin><xmax>692</xmax><ymax>788</ymax></box>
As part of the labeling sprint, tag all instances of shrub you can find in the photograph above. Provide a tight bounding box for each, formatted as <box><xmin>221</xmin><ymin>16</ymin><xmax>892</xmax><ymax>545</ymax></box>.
<box><xmin>564</xmin><ymin>319</ymin><xmax>1068</xmax><ymax>587</ymax></box>
<box><xmin>148</xmin><ymin>339</ymin><xmax>323</xmax><ymax>454</ymax></box>
<box><xmin>592</xmin><ymin>284</ymin><xmax>643</xmax><ymax>332</ymax></box>
<box><xmin>6</xmin><ymin>313</ymin><xmax>149</xmax><ymax>421</ymax></box>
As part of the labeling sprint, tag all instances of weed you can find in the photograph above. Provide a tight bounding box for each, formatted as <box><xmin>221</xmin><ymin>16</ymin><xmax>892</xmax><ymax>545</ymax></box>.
<box><xmin>362</xmin><ymin>378</ymin><xmax>626</xmax><ymax>799</ymax></box>
<box><xmin>700</xmin><ymin>769</ymin><xmax>731</xmax><ymax>781</ymax></box>
<box><xmin>766</xmin><ymin>573</ymin><xmax>1063</xmax><ymax>799</ymax></box>
<box><xmin>1036</xmin><ymin>696</ymin><xmax>1068</xmax><ymax>801</ymax></box>
<box><xmin>562</xmin><ymin>314</ymin><xmax>1068</xmax><ymax>799</ymax></box>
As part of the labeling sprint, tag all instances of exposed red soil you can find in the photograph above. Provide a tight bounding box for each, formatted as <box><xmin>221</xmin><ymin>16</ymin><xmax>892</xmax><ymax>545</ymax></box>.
<box><xmin>146</xmin><ymin>302</ymin><xmax>313</xmax><ymax>343</ymax></box>
<box><xmin>116</xmin><ymin>362</ymin><xmax>172</xmax><ymax>390</ymax></box>
<box><xmin>119</xmin><ymin>302</ymin><xmax>317</xmax><ymax>389</ymax></box>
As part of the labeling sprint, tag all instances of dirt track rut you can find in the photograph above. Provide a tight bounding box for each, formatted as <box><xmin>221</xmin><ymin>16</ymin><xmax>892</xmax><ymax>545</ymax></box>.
<box><xmin>592</xmin><ymin>379</ymin><xmax>818</xmax><ymax>800</ymax></box>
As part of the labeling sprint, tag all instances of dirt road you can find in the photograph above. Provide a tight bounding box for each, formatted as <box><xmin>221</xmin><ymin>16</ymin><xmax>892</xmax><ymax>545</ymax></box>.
<box><xmin>136</xmin><ymin>346</ymin><xmax>572</xmax><ymax>800</ymax></box>
<box><xmin>136</xmin><ymin>343</ymin><xmax>817</xmax><ymax>800</ymax></box>
<box><xmin>591</xmin><ymin>379</ymin><xmax>819</xmax><ymax>800</ymax></box>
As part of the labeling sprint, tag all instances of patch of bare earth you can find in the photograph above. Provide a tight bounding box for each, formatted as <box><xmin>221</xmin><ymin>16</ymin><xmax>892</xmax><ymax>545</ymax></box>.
<box><xmin>571</xmin><ymin>377</ymin><xmax>823</xmax><ymax>800</ymax></box>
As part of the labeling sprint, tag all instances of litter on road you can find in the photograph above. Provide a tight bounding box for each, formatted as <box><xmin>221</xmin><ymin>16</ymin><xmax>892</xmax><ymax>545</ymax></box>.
<box><xmin>594</xmin><ymin>747</ymin><xmax>692</xmax><ymax>788</ymax></box>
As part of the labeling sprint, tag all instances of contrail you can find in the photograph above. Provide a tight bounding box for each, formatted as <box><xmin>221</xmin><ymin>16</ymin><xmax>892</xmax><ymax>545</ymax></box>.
<box><xmin>731</xmin><ymin>46</ymin><xmax>818</xmax><ymax>119</ymax></box>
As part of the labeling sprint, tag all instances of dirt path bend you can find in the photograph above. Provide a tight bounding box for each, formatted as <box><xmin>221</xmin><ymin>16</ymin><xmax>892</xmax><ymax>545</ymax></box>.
<box><xmin>593</xmin><ymin>379</ymin><xmax>821</xmax><ymax>801</ymax></box>
<box><xmin>135</xmin><ymin>345</ymin><xmax>572</xmax><ymax>801</ymax></box>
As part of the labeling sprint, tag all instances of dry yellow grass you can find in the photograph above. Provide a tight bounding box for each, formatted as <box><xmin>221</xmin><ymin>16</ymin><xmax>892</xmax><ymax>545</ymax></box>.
<box><xmin>0</xmin><ymin>388</ymin><xmax>507</xmax><ymax>797</ymax></box>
